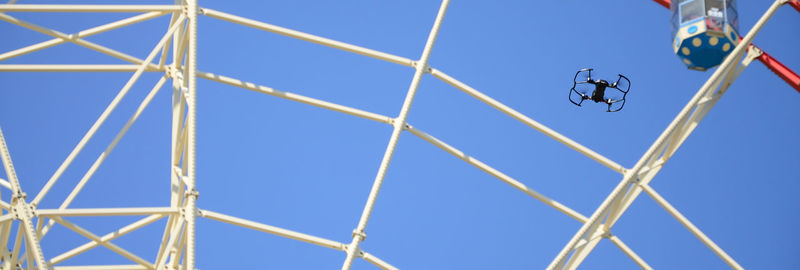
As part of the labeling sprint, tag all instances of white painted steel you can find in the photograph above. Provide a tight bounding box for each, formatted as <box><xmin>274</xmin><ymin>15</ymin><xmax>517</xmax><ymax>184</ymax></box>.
<box><xmin>27</xmin><ymin>14</ymin><xmax>184</xmax><ymax>207</ymax></box>
<box><xmin>342</xmin><ymin>1</ymin><xmax>449</xmax><ymax>268</ymax></box>
<box><xmin>200</xmin><ymin>209</ymin><xmax>345</xmax><ymax>251</ymax></box>
<box><xmin>640</xmin><ymin>184</ymin><xmax>743</xmax><ymax>269</ymax></box>
<box><xmin>0</xmin><ymin>126</ymin><xmax>48</xmax><ymax>269</ymax></box>
<box><xmin>198</xmin><ymin>71</ymin><xmax>394</xmax><ymax>124</ymax></box>
<box><xmin>0</xmin><ymin>4</ymin><xmax>181</xmax><ymax>12</ymax></box>
<box><xmin>0</xmin><ymin>1</ymin><xmax>789</xmax><ymax>269</ymax></box>
<box><xmin>0</xmin><ymin>11</ymin><xmax>168</xmax><ymax>62</ymax></box>
<box><xmin>0</xmin><ymin>65</ymin><xmax>165</xmax><ymax>72</ymax></box>
<box><xmin>50</xmin><ymin>217</ymin><xmax>155</xmax><ymax>269</ymax></box>
<box><xmin>185</xmin><ymin>1</ymin><xmax>199</xmax><ymax>269</ymax></box>
<box><xmin>36</xmin><ymin>207</ymin><xmax>177</xmax><ymax>217</ymax></box>
<box><xmin>48</xmin><ymin>214</ymin><xmax>165</xmax><ymax>265</ymax></box>
<box><xmin>202</xmin><ymin>8</ymin><xmax>414</xmax><ymax>67</ymax></box>
<box><xmin>429</xmin><ymin>68</ymin><xmax>627</xmax><ymax>175</ymax></box>
<box><xmin>547</xmin><ymin>1</ymin><xmax>785</xmax><ymax>268</ymax></box>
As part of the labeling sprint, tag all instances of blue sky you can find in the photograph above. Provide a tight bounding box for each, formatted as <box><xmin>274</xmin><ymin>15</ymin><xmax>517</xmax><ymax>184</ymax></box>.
<box><xmin>1</xmin><ymin>0</ymin><xmax>799</xmax><ymax>269</ymax></box>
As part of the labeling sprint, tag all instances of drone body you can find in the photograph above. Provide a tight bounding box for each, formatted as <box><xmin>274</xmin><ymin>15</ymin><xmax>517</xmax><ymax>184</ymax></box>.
<box><xmin>569</xmin><ymin>68</ymin><xmax>630</xmax><ymax>112</ymax></box>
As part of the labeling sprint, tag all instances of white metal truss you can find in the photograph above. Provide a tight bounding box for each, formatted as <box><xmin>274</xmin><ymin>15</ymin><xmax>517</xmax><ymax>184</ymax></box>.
<box><xmin>0</xmin><ymin>0</ymin><xmax>794</xmax><ymax>269</ymax></box>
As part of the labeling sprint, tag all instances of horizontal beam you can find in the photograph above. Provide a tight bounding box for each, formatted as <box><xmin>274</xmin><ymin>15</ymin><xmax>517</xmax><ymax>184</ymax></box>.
<box><xmin>51</xmin><ymin>217</ymin><xmax>155</xmax><ymax>269</ymax></box>
<box><xmin>49</xmin><ymin>214</ymin><xmax>166</xmax><ymax>265</ymax></box>
<box><xmin>0</xmin><ymin>65</ymin><xmax>165</xmax><ymax>72</ymax></box>
<box><xmin>201</xmin><ymin>8</ymin><xmax>414</xmax><ymax>67</ymax></box>
<box><xmin>200</xmin><ymin>209</ymin><xmax>345</xmax><ymax>251</ymax></box>
<box><xmin>54</xmin><ymin>265</ymin><xmax>147</xmax><ymax>270</ymax></box>
<box><xmin>0</xmin><ymin>11</ymin><xmax>169</xmax><ymax>62</ymax></box>
<box><xmin>405</xmin><ymin>124</ymin><xmax>588</xmax><ymax>223</ymax></box>
<box><xmin>0</xmin><ymin>4</ymin><xmax>181</xmax><ymax>12</ymax></box>
<box><xmin>0</xmin><ymin>177</ymin><xmax>10</xmax><ymax>189</ymax></box>
<box><xmin>198</xmin><ymin>71</ymin><xmax>393</xmax><ymax>124</ymax></box>
<box><xmin>37</xmin><ymin>207</ymin><xmax>177</xmax><ymax>217</ymax></box>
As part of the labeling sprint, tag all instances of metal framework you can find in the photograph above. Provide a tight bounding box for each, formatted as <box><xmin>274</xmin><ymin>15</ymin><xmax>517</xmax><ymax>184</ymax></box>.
<box><xmin>0</xmin><ymin>0</ymin><xmax>796</xmax><ymax>269</ymax></box>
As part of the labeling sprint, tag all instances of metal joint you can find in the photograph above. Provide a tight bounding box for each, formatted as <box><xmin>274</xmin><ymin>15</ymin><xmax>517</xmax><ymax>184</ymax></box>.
<box><xmin>412</xmin><ymin>61</ymin><xmax>432</xmax><ymax>73</ymax></box>
<box><xmin>184</xmin><ymin>188</ymin><xmax>200</xmax><ymax>199</ymax></box>
<box><xmin>11</xmin><ymin>192</ymin><xmax>26</xmax><ymax>203</ymax></box>
<box><xmin>352</xmin><ymin>229</ymin><xmax>366</xmax><ymax>240</ymax></box>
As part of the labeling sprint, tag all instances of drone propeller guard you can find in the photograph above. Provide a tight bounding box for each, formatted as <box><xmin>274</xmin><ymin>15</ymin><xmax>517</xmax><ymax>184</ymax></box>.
<box><xmin>569</xmin><ymin>68</ymin><xmax>630</xmax><ymax>112</ymax></box>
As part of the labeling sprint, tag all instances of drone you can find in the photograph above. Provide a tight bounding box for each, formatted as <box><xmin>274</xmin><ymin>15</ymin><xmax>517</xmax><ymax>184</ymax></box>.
<box><xmin>569</xmin><ymin>68</ymin><xmax>630</xmax><ymax>112</ymax></box>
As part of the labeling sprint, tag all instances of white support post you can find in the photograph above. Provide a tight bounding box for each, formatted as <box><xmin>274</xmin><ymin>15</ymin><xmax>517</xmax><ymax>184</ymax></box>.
<box><xmin>342</xmin><ymin>1</ymin><xmax>449</xmax><ymax>269</ymax></box>
<box><xmin>547</xmin><ymin>1</ymin><xmax>786</xmax><ymax>268</ymax></box>
<box><xmin>0</xmin><ymin>126</ymin><xmax>47</xmax><ymax>269</ymax></box>
<box><xmin>185</xmin><ymin>0</ymin><xmax>199</xmax><ymax>269</ymax></box>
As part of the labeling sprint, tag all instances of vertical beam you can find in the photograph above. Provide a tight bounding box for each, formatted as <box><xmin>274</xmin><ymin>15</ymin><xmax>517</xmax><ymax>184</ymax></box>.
<box><xmin>0</xmin><ymin>126</ymin><xmax>47</xmax><ymax>269</ymax></box>
<box><xmin>341</xmin><ymin>1</ymin><xmax>449</xmax><ymax>269</ymax></box>
<box><xmin>185</xmin><ymin>0</ymin><xmax>199</xmax><ymax>269</ymax></box>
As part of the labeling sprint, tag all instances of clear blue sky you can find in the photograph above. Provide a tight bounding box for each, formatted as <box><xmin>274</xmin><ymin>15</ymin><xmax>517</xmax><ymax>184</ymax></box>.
<box><xmin>1</xmin><ymin>0</ymin><xmax>799</xmax><ymax>269</ymax></box>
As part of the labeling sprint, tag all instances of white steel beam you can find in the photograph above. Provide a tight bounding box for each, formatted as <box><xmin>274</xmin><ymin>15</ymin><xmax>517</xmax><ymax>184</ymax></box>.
<box><xmin>48</xmin><ymin>214</ymin><xmax>166</xmax><ymax>265</ymax></box>
<box><xmin>547</xmin><ymin>1</ymin><xmax>785</xmax><ymax>269</ymax></box>
<box><xmin>200</xmin><ymin>209</ymin><xmax>345</xmax><ymax>250</ymax></box>
<box><xmin>608</xmin><ymin>235</ymin><xmax>652</xmax><ymax>270</ymax></box>
<box><xmin>0</xmin><ymin>13</ymin><xmax>162</xmax><ymax>68</ymax></box>
<box><xmin>639</xmin><ymin>184</ymin><xmax>742</xmax><ymax>269</ymax></box>
<box><xmin>37</xmin><ymin>207</ymin><xmax>177</xmax><ymax>217</ymax></box>
<box><xmin>0</xmin><ymin>64</ymin><xmax>165</xmax><ymax>72</ymax></box>
<box><xmin>0</xmin><ymin>177</ymin><xmax>10</xmax><ymax>189</ymax></box>
<box><xmin>0</xmin><ymin>4</ymin><xmax>181</xmax><ymax>13</ymax></box>
<box><xmin>59</xmin><ymin>76</ymin><xmax>168</xmax><ymax>211</ymax></box>
<box><xmin>405</xmin><ymin>125</ymin><xmax>588</xmax><ymax>222</ymax></box>
<box><xmin>0</xmin><ymin>126</ymin><xmax>48</xmax><ymax>269</ymax></box>
<box><xmin>0</xmin><ymin>11</ymin><xmax>168</xmax><ymax>62</ymax></box>
<box><xmin>197</xmin><ymin>71</ymin><xmax>393</xmax><ymax>124</ymax></box>
<box><xmin>154</xmin><ymin>215</ymin><xmax>184</xmax><ymax>269</ymax></box>
<box><xmin>30</xmin><ymin>14</ymin><xmax>184</xmax><ymax>208</ymax></box>
<box><xmin>201</xmin><ymin>8</ymin><xmax>414</xmax><ymax>67</ymax></box>
<box><xmin>361</xmin><ymin>251</ymin><xmax>399</xmax><ymax>270</ymax></box>
<box><xmin>185</xmin><ymin>1</ymin><xmax>199</xmax><ymax>269</ymax></box>
<box><xmin>342</xmin><ymin>1</ymin><xmax>449</xmax><ymax>269</ymax></box>
<box><xmin>50</xmin><ymin>217</ymin><xmax>155</xmax><ymax>269</ymax></box>
<box><xmin>54</xmin><ymin>266</ymin><xmax>147</xmax><ymax>270</ymax></box>
<box><xmin>429</xmin><ymin>68</ymin><xmax>626</xmax><ymax>175</ymax></box>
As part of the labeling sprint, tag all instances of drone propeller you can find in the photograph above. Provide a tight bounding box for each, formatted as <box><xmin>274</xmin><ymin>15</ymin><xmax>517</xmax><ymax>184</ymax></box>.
<box><xmin>574</xmin><ymin>68</ymin><xmax>593</xmax><ymax>83</ymax></box>
<box><xmin>612</xmin><ymin>74</ymin><xmax>630</xmax><ymax>93</ymax></box>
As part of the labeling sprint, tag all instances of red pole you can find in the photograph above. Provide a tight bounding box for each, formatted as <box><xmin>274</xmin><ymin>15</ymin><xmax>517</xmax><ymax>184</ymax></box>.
<box><xmin>756</xmin><ymin>48</ymin><xmax>800</xmax><ymax>93</ymax></box>
<box><xmin>790</xmin><ymin>0</ymin><xmax>800</xmax><ymax>13</ymax></box>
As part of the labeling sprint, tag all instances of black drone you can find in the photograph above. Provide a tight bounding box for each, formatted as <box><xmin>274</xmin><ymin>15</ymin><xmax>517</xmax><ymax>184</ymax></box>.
<box><xmin>569</xmin><ymin>68</ymin><xmax>630</xmax><ymax>112</ymax></box>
